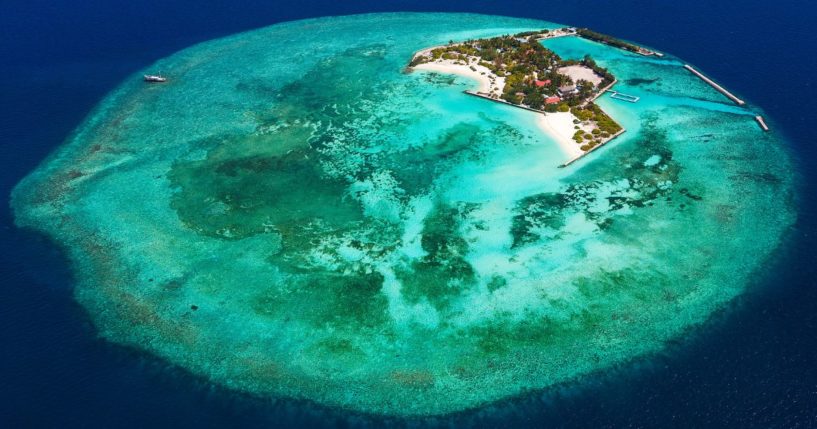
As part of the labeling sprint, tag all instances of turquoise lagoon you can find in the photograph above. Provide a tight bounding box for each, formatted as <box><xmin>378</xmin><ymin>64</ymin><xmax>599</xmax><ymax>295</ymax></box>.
<box><xmin>11</xmin><ymin>13</ymin><xmax>795</xmax><ymax>416</ymax></box>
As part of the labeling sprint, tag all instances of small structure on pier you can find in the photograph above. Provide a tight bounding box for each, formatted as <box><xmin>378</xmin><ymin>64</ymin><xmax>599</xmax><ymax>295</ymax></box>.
<box><xmin>608</xmin><ymin>91</ymin><xmax>640</xmax><ymax>103</ymax></box>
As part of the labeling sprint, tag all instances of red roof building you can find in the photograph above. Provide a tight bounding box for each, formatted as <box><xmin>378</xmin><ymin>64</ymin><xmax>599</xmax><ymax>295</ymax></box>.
<box><xmin>545</xmin><ymin>96</ymin><xmax>561</xmax><ymax>104</ymax></box>
<box><xmin>534</xmin><ymin>79</ymin><xmax>552</xmax><ymax>87</ymax></box>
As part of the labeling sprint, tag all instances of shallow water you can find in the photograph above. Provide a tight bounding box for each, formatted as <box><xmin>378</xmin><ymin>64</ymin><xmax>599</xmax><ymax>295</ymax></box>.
<box><xmin>11</xmin><ymin>13</ymin><xmax>796</xmax><ymax>417</ymax></box>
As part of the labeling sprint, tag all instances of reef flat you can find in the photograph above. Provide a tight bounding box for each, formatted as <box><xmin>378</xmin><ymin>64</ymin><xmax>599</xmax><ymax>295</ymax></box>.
<box><xmin>12</xmin><ymin>13</ymin><xmax>796</xmax><ymax>416</ymax></box>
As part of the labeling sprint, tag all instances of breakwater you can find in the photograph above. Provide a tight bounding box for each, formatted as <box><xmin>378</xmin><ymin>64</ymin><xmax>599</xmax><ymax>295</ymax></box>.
<box><xmin>683</xmin><ymin>65</ymin><xmax>746</xmax><ymax>106</ymax></box>
<box><xmin>463</xmin><ymin>90</ymin><xmax>547</xmax><ymax>113</ymax></box>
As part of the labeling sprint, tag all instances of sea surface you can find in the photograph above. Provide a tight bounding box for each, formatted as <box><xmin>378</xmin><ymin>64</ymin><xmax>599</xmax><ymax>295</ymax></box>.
<box><xmin>2</xmin><ymin>1</ymin><xmax>816</xmax><ymax>428</ymax></box>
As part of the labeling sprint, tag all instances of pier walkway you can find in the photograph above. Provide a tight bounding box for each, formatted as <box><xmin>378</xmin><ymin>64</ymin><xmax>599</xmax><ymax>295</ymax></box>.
<box><xmin>608</xmin><ymin>91</ymin><xmax>640</xmax><ymax>103</ymax></box>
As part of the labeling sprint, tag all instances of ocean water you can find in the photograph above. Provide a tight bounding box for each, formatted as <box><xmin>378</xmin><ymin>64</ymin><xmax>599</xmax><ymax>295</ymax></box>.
<box><xmin>2</xmin><ymin>1</ymin><xmax>817</xmax><ymax>428</ymax></box>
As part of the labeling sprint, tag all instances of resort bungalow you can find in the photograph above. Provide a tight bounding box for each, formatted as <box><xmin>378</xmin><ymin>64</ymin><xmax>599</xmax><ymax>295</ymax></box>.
<box><xmin>545</xmin><ymin>96</ymin><xmax>561</xmax><ymax>105</ymax></box>
<box><xmin>558</xmin><ymin>84</ymin><xmax>577</xmax><ymax>97</ymax></box>
<box><xmin>534</xmin><ymin>79</ymin><xmax>551</xmax><ymax>87</ymax></box>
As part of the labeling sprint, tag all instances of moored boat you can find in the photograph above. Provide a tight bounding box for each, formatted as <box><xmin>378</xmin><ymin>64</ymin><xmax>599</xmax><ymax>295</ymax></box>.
<box><xmin>143</xmin><ymin>74</ymin><xmax>167</xmax><ymax>83</ymax></box>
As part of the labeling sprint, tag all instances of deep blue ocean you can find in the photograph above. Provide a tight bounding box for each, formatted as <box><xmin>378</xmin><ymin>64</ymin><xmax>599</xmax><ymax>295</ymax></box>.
<box><xmin>2</xmin><ymin>1</ymin><xmax>816</xmax><ymax>427</ymax></box>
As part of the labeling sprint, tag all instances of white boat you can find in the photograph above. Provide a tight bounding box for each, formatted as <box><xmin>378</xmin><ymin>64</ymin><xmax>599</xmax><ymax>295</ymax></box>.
<box><xmin>143</xmin><ymin>74</ymin><xmax>167</xmax><ymax>83</ymax></box>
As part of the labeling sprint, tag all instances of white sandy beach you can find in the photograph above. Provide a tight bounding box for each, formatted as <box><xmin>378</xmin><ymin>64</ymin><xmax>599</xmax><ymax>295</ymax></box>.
<box><xmin>412</xmin><ymin>56</ymin><xmax>586</xmax><ymax>161</ymax></box>
<box><xmin>412</xmin><ymin>59</ymin><xmax>505</xmax><ymax>95</ymax></box>
<box><xmin>535</xmin><ymin>112</ymin><xmax>585</xmax><ymax>159</ymax></box>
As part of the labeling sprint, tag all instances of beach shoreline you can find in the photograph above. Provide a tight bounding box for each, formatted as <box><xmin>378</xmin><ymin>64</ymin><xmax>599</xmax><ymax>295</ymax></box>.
<box><xmin>412</xmin><ymin>59</ymin><xmax>504</xmax><ymax>96</ymax></box>
<box><xmin>408</xmin><ymin>36</ymin><xmax>628</xmax><ymax>165</ymax></box>
<box><xmin>535</xmin><ymin>112</ymin><xmax>585</xmax><ymax>159</ymax></box>
<box><xmin>411</xmin><ymin>61</ymin><xmax>584</xmax><ymax>160</ymax></box>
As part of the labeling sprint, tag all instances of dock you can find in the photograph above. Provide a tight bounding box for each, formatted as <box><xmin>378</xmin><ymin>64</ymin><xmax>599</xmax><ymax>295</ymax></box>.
<box><xmin>755</xmin><ymin>116</ymin><xmax>770</xmax><ymax>131</ymax></box>
<box><xmin>588</xmin><ymin>79</ymin><xmax>618</xmax><ymax>103</ymax></box>
<box><xmin>608</xmin><ymin>91</ymin><xmax>640</xmax><ymax>103</ymax></box>
<box><xmin>683</xmin><ymin>65</ymin><xmax>745</xmax><ymax>106</ymax></box>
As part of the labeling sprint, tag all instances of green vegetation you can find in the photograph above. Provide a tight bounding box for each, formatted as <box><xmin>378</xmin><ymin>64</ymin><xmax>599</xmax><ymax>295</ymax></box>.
<box><xmin>576</xmin><ymin>28</ymin><xmax>650</xmax><ymax>55</ymax></box>
<box><xmin>570</xmin><ymin>103</ymin><xmax>623</xmax><ymax>150</ymax></box>
<box><xmin>513</xmin><ymin>29</ymin><xmax>550</xmax><ymax>38</ymax></box>
<box><xmin>416</xmin><ymin>32</ymin><xmax>574</xmax><ymax>109</ymax></box>
<box><xmin>566</xmin><ymin>55</ymin><xmax>616</xmax><ymax>88</ymax></box>
<box><xmin>412</xmin><ymin>29</ymin><xmax>624</xmax><ymax>152</ymax></box>
<box><xmin>413</xmin><ymin>31</ymin><xmax>616</xmax><ymax>110</ymax></box>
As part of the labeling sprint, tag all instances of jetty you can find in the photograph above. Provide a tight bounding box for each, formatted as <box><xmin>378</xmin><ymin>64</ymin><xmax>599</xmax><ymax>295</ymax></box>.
<box><xmin>464</xmin><ymin>90</ymin><xmax>547</xmax><ymax>113</ymax></box>
<box><xmin>683</xmin><ymin>65</ymin><xmax>745</xmax><ymax>106</ymax></box>
<box><xmin>755</xmin><ymin>116</ymin><xmax>770</xmax><ymax>131</ymax></box>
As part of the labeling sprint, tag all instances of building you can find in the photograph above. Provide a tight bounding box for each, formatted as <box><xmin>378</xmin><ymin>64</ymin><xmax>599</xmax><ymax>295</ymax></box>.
<box><xmin>545</xmin><ymin>96</ymin><xmax>561</xmax><ymax>104</ymax></box>
<box><xmin>534</xmin><ymin>79</ymin><xmax>551</xmax><ymax>87</ymax></box>
<box><xmin>558</xmin><ymin>84</ymin><xmax>577</xmax><ymax>96</ymax></box>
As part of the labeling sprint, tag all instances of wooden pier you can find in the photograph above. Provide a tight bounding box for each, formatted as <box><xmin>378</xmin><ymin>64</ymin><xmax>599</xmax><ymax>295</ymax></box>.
<box><xmin>683</xmin><ymin>65</ymin><xmax>746</xmax><ymax>106</ymax></box>
<box><xmin>755</xmin><ymin>116</ymin><xmax>770</xmax><ymax>131</ymax></box>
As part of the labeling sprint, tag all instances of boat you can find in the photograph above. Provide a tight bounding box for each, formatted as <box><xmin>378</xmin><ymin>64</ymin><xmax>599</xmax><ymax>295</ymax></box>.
<box><xmin>143</xmin><ymin>74</ymin><xmax>167</xmax><ymax>83</ymax></box>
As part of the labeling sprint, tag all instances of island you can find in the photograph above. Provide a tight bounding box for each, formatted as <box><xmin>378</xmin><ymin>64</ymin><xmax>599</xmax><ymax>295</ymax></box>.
<box><xmin>11</xmin><ymin>13</ymin><xmax>795</xmax><ymax>417</ymax></box>
<box><xmin>410</xmin><ymin>28</ymin><xmax>624</xmax><ymax>164</ymax></box>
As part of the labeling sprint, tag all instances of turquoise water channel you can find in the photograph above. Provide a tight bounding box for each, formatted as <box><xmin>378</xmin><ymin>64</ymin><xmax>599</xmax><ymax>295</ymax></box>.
<box><xmin>12</xmin><ymin>13</ymin><xmax>795</xmax><ymax>416</ymax></box>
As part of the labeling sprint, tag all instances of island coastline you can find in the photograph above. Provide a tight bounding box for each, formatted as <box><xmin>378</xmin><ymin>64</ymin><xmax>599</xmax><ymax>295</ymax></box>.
<box><xmin>408</xmin><ymin>28</ymin><xmax>626</xmax><ymax>164</ymax></box>
<box><xmin>412</xmin><ymin>60</ymin><xmax>500</xmax><ymax>95</ymax></box>
<box><xmin>8</xmin><ymin>13</ymin><xmax>795</xmax><ymax>418</ymax></box>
